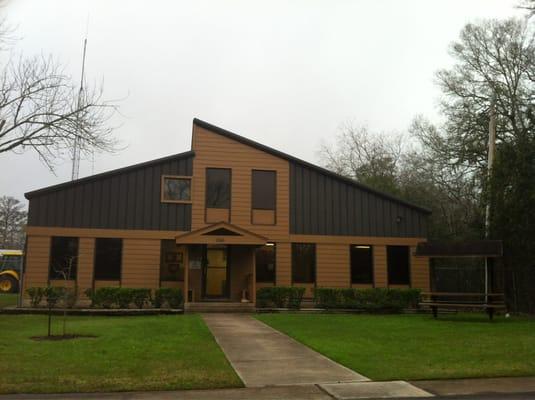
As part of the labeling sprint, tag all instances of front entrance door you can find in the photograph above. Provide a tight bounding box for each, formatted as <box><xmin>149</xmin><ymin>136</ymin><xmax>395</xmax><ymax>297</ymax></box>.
<box><xmin>202</xmin><ymin>245</ymin><xmax>230</xmax><ymax>299</ymax></box>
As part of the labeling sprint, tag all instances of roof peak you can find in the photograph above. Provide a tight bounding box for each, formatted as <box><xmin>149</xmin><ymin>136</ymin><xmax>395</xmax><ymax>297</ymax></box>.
<box><xmin>193</xmin><ymin>118</ymin><xmax>431</xmax><ymax>214</ymax></box>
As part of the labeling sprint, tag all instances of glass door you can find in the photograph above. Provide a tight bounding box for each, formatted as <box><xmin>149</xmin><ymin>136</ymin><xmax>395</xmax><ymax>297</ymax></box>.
<box><xmin>203</xmin><ymin>245</ymin><xmax>229</xmax><ymax>299</ymax></box>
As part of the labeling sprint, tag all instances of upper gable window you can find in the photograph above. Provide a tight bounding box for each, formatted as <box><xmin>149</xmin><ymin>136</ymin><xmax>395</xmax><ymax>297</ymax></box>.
<box><xmin>252</xmin><ymin>170</ymin><xmax>276</xmax><ymax>210</ymax></box>
<box><xmin>206</xmin><ymin>168</ymin><xmax>231</xmax><ymax>209</ymax></box>
<box><xmin>161</xmin><ymin>175</ymin><xmax>191</xmax><ymax>203</ymax></box>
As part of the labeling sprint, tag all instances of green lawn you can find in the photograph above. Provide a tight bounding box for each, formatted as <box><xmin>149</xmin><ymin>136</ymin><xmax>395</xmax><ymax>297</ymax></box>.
<box><xmin>0</xmin><ymin>293</ymin><xmax>17</xmax><ymax>308</ymax></box>
<box><xmin>0</xmin><ymin>314</ymin><xmax>242</xmax><ymax>394</ymax></box>
<box><xmin>257</xmin><ymin>313</ymin><xmax>535</xmax><ymax>381</ymax></box>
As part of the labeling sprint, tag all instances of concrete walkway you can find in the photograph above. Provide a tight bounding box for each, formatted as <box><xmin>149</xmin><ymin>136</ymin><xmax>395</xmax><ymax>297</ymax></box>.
<box><xmin>202</xmin><ymin>313</ymin><xmax>368</xmax><ymax>387</ymax></box>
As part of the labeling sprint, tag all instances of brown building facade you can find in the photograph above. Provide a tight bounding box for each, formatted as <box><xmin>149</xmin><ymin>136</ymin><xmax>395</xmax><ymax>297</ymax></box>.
<box><xmin>23</xmin><ymin>119</ymin><xmax>431</xmax><ymax>307</ymax></box>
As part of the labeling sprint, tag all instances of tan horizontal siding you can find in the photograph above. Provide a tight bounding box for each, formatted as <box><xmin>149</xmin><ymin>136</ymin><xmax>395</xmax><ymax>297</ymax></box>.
<box><xmin>276</xmin><ymin>242</ymin><xmax>291</xmax><ymax>286</ymax></box>
<box><xmin>26</xmin><ymin>226</ymin><xmax>188</xmax><ymax>239</ymax></box>
<box><xmin>316</xmin><ymin>243</ymin><xmax>349</xmax><ymax>288</ymax></box>
<box><xmin>191</xmin><ymin>125</ymin><xmax>289</xmax><ymax>242</ymax></box>
<box><xmin>121</xmin><ymin>239</ymin><xmax>160</xmax><ymax>288</ymax></box>
<box><xmin>252</xmin><ymin>209</ymin><xmax>275</xmax><ymax>225</ymax></box>
<box><xmin>206</xmin><ymin>208</ymin><xmax>230</xmax><ymax>223</ymax></box>
<box><xmin>78</xmin><ymin>238</ymin><xmax>95</xmax><ymax>297</ymax></box>
<box><xmin>411</xmin><ymin>246</ymin><xmax>430</xmax><ymax>290</ymax></box>
<box><xmin>94</xmin><ymin>280</ymin><xmax>120</xmax><ymax>288</ymax></box>
<box><xmin>23</xmin><ymin>236</ymin><xmax>51</xmax><ymax>292</ymax></box>
<box><xmin>374</xmin><ymin>245</ymin><xmax>387</xmax><ymax>287</ymax></box>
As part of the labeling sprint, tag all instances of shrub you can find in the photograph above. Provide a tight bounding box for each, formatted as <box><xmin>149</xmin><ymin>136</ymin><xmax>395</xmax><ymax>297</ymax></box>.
<box><xmin>84</xmin><ymin>288</ymin><xmax>96</xmax><ymax>307</ymax></box>
<box><xmin>153</xmin><ymin>288</ymin><xmax>183</xmax><ymax>308</ymax></box>
<box><xmin>313</xmin><ymin>287</ymin><xmax>421</xmax><ymax>312</ymax></box>
<box><xmin>83</xmin><ymin>287</ymin><xmax>120</xmax><ymax>308</ymax></box>
<box><xmin>43</xmin><ymin>286</ymin><xmax>64</xmax><ymax>308</ymax></box>
<box><xmin>314</xmin><ymin>288</ymin><xmax>343</xmax><ymax>309</ymax></box>
<box><xmin>271</xmin><ymin>287</ymin><xmax>291</xmax><ymax>308</ymax></box>
<box><xmin>116</xmin><ymin>288</ymin><xmax>134</xmax><ymax>308</ymax></box>
<box><xmin>26</xmin><ymin>287</ymin><xmax>44</xmax><ymax>307</ymax></box>
<box><xmin>255</xmin><ymin>286</ymin><xmax>306</xmax><ymax>309</ymax></box>
<box><xmin>256</xmin><ymin>287</ymin><xmax>273</xmax><ymax>307</ymax></box>
<box><xmin>288</xmin><ymin>287</ymin><xmax>305</xmax><ymax>309</ymax></box>
<box><xmin>132</xmin><ymin>289</ymin><xmax>151</xmax><ymax>308</ymax></box>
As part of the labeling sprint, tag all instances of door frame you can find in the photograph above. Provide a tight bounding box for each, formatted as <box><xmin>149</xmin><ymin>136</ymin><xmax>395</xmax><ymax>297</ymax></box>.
<box><xmin>201</xmin><ymin>244</ymin><xmax>231</xmax><ymax>300</ymax></box>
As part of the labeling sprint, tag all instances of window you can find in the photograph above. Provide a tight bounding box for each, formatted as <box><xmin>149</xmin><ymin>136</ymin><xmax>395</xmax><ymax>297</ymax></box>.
<box><xmin>0</xmin><ymin>254</ymin><xmax>22</xmax><ymax>272</ymax></box>
<box><xmin>252</xmin><ymin>170</ymin><xmax>276</xmax><ymax>210</ymax></box>
<box><xmin>292</xmin><ymin>243</ymin><xmax>316</xmax><ymax>284</ymax></box>
<box><xmin>162</xmin><ymin>176</ymin><xmax>191</xmax><ymax>203</ymax></box>
<box><xmin>94</xmin><ymin>238</ymin><xmax>122</xmax><ymax>280</ymax></box>
<box><xmin>206</xmin><ymin>168</ymin><xmax>231</xmax><ymax>208</ymax></box>
<box><xmin>160</xmin><ymin>240</ymin><xmax>184</xmax><ymax>281</ymax></box>
<box><xmin>387</xmin><ymin>245</ymin><xmax>410</xmax><ymax>285</ymax></box>
<box><xmin>256</xmin><ymin>244</ymin><xmax>276</xmax><ymax>282</ymax></box>
<box><xmin>49</xmin><ymin>236</ymin><xmax>79</xmax><ymax>280</ymax></box>
<box><xmin>351</xmin><ymin>245</ymin><xmax>374</xmax><ymax>284</ymax></box>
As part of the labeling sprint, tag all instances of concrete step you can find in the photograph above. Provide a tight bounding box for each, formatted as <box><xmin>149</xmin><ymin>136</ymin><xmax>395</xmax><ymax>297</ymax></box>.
<box><xmin>185</xmin><ymin>302</ymin><xmax>255</xmax><ymax>313</ymax></box>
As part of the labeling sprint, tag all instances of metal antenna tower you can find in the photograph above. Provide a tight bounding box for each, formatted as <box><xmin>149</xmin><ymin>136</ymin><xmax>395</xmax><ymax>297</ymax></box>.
<box><xmin>71</xmin><ymin>24</ymin><xmax>89</xmax><ymax>181</ymax></box>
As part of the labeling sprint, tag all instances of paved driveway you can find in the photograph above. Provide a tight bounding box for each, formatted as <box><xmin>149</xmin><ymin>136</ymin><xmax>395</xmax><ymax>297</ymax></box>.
<box><xmin>202</xmin><ymin>313</ymin><xmax>368</xmax><ymax>387</ymax></box>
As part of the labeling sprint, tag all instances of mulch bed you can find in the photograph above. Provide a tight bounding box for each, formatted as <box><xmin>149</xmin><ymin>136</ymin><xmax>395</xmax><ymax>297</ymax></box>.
<box><xmin>31</xmin><ymin>334</ymin><xmax>97</xmax><ymax>341</ymax></box>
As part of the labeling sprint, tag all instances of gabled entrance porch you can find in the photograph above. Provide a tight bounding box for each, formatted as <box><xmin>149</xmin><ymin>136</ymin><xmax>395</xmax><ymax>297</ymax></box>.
<box><xmin>175</xmin><ymin>222</ymin><xmax>268</xmax><ymax>311</ymax></box>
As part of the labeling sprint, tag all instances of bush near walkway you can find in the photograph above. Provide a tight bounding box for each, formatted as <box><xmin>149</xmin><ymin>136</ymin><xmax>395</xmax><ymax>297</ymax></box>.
<box><xmin>313</xmin><ymin>288</ymin><xmax>421</xmax><ymax>311</ymax></box>
<box><xmin>256</xmin><ymin>287</ymin><xmax>305</xmax><ymax>309</ymax></box>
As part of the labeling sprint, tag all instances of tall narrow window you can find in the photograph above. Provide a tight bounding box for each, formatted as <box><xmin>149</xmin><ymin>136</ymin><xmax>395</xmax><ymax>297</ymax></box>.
<box><xmin>387</xmin><ymin>245</ymin><xmax>410</xmax><ymax>285</ymax></box>
<box><xmin>256</xmin><ymin>243</ymin><xmax>276</xmax><ymax>283</ymax></box>
<box><xmin>160</xmin><ymin>240</ymin><xmax>184</xmax><ymax>281</ymax></box>
<box><xmin>49</xmin><ymin>236</ymin><xmax>79</xmax><ymax>280</ymax></box>
<box><xmin>292</xmin><ymin>243</ymin><xmax>316</xmax><ymax>284</ymax></box>
<box><xmin>252</xmin><ymin>170</ymin><xmax>276</xmax><ymax>210</ymax></box>
<box><xmin>351</xmin><ymin>245</ymin><xmax>374</xmax><ymax>284</ymax></box>
<box><xmin>94</xmin><ymin>238</ymin><xmax>122</xmax><ymax>280</ymax></box>
<box><xmin>206</xmin><ymin>168</ymin><xmax>231</xmax><ymax>208</ymax></box>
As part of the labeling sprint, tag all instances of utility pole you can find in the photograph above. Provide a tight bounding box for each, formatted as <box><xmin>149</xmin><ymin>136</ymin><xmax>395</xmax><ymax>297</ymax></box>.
<box><xmin>484</xmin><ymin>96</ymin><xmax>497</xmax><ymax>302</ymax></box>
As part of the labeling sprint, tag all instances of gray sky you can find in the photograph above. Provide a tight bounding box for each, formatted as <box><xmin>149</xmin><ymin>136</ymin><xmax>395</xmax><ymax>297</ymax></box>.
<box><xmin>1</xmin><ymin>0</ymin><xmax>522</xmax><ymax>205</ymax></box>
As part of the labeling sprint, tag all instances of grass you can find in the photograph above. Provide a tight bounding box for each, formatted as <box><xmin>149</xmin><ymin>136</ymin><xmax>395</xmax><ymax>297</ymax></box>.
<box><xmin>257</xmin><ymin>313</ymin><xmax>535</xmax><ymax>381</ymax></box>
<box><xmin>0</xmin><ymin>293</ymin><xmax>17</xmax><ymax>308</ymax></box>
<box><xmin>0</xmin><ymin>314</ymin><xmax>242</xmax><ymax>394</ymax></box>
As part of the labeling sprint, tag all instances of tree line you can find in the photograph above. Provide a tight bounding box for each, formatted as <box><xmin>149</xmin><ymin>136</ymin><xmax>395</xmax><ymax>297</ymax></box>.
<box><xmin>320</xmin><ymin>15</ymin><xmax>535</xmax><ymax>313</ymax></box>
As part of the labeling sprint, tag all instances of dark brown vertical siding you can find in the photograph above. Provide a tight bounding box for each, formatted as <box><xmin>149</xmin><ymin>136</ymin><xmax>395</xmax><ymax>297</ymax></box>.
<box><xmin>27</xmin><ymin>153</ymin><xmax>193</xmax><ymax>231</ymax></box>
<box><xmin>290</xmin><ymin>162</ymin><xmax>427</xmax><ymax>237</ymax></box>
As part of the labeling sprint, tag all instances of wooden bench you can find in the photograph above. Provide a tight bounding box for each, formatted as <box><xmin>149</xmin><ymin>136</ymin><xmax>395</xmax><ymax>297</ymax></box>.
<box><xmin>419</xmin><ymin>292</ymin><xmax>506</xmax><ymax>320</ymax></box>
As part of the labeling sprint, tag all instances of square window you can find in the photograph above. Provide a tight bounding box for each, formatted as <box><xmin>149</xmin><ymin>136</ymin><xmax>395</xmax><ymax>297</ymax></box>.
<box><xmin>162</xmin><ymin>176</ymin><xmax>191</xmax><ymax>202</ymax></box>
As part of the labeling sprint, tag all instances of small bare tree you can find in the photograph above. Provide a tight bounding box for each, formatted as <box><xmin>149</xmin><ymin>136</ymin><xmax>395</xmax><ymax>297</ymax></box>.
<box><xmin>50</xmin><ymin>255</ymin><xmax>78</xmax><ymax>337</ymax></box>
<box><xmin>0</xmin><ymin>5</ymin><xmax>119</xmax><ymax>171</ymax></box>
<box><xmin>0</xmin><ymin>56</ymin><xmax>118</xmax><ymax>171</ymax></box>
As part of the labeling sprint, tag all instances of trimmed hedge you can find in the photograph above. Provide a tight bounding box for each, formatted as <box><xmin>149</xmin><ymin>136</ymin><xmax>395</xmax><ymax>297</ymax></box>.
<box><xmin>83</xmin><ymin>287</ymin><xmax>154</xmax><ymax>309</ymax></box>
<box><xmin>27</xmin><ymin>287</ymin><xmax>180</xmax><ymax>309</ymax></box>
<box><xmin>313</xmin><ymin>287</ymin><xmax>421</xmax><ymax>312</ymax></box>
<box><xmin>256</xmin><ymin>287</ymin><xmax>306</xmax><ymax>309</ymax></box>
<box><xmin>152</xmin><ymin>288</ymin><xmax>184</xmax><ymax>309</ymax></box>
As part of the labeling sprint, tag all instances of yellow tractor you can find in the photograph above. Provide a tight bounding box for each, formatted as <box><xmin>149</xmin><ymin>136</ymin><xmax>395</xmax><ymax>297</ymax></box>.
<box><xmin>0</xmin><ymin>249</ymin><xmax>23</xmax><ymax>293</ymax></box>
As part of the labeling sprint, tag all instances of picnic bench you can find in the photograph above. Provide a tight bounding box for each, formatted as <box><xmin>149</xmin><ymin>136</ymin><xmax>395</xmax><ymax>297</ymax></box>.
<box><xmin>419</xmin><ymin>292</ymin><xmax>506</xmax><ymax>320</ymax></box>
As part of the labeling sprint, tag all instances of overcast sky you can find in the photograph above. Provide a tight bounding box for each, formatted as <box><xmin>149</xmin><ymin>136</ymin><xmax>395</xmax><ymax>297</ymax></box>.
<box><xmin>0</xmin><ymin>0</ymin><xmax>523</xmax><ymax>205</ymax></box>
